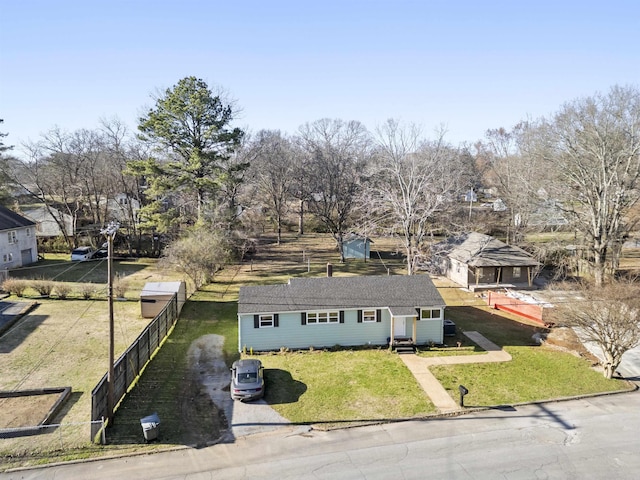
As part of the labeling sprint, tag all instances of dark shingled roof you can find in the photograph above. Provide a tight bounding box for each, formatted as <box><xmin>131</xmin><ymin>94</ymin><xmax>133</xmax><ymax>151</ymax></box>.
<box><xmin>448</xmin><ymin>232</ymin><xmax>539</xmax><ymax>267</ymax></box>
<box><xmin>0</xmin><ymin>205</ymin><xmax>36</xmax><ymax>231</ymax></box>
<box><xmin>238</xmin><ymin>275</ymin><xmax>445</xmax><ymax>316</ymax></box>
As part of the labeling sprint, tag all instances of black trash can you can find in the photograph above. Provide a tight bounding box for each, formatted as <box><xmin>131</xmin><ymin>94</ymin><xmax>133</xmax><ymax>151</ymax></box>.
<box><xmin>140</xmin><ymin>413</ymin><xmax>160</xmax><ymax>442</ymax></box>
<box><xmin>443</xmin><ymin>319</ymin><xmax>456</xmax><ymax>336</ymax></box>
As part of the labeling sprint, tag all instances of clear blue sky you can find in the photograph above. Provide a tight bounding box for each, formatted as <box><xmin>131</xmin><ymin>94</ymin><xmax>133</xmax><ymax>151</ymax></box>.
<box><xmin>1</xmin><ymin>0</ymin><xmax>638</xmax><ymax>156</ymax></box>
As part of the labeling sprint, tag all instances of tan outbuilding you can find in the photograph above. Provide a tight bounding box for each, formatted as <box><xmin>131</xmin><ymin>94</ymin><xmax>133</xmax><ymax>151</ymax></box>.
<box><xmin>140</xmin><ymin>281</ymin><xmax>186</xmax><ymax>318</ymax></box>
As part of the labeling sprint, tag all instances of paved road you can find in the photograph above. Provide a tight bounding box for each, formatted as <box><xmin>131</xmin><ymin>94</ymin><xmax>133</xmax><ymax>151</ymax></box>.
<box><xmin>5</xmin><ymin>390</ymin><xmax>640</xmax><ymax>480</ymax></box>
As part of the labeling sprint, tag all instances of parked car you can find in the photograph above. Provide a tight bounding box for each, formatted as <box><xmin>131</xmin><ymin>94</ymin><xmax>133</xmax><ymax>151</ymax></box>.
<box><xmin>230</xmin><ymin>359</ymin><xmax>264</xmax><ymax>401</ymax></box>
<box><xmin>70</xmin><ymin>246</ymin><xmax>94</xmax><ymax>261</ymax></box>
<box><xmin>91</xmin><ymin>249</ymin><xmax>108</xmax><ymax>259</ymax></box>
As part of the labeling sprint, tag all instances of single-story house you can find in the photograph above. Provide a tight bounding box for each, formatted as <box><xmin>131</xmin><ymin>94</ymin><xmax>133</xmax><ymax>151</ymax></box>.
<box><xmin>342</xmin><ymin>235</ymin><xmax>372</xmax><ymax>260</ymax></box>
<box><xmin>444</xmin><ymin>232</ymin><xmax>540</xmax><ymax>291</ymax></box>
<box><xmin>0</xmin><ymin>205</ymin><xmax>38</xmax><ymax>269</ymax></box>
<box><xmin>21</xmin><ymin>205</ymin><xmax>75</xmax><ymax>238</ymax></box>
<box><xmin>140</xmin><ymin>281</ymin><xmax>186</xmax><ymax>318</ymax></box>
<box><xmin>237</xmin><ymin>275</ymin><xmax>446</xmax><ymax>352</ymax></box>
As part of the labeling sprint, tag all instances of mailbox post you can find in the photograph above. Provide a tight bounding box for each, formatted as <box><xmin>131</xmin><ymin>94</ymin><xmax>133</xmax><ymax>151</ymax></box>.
<box><xmin>458</xmin><ymin>385</ymin><xmax>469</xmax><ymax>407</ymax></box>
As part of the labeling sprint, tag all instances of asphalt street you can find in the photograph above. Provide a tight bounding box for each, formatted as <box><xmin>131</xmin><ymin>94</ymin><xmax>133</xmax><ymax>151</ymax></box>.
<box><xmin>4</xmin><ymin>390</ymin><xmax>640</xmax><ymax>480</ymax></box>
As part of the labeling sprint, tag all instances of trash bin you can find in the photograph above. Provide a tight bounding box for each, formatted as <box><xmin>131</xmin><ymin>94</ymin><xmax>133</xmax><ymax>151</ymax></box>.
<box><xmin>443</xmin><ymin>319</ymin><xmax>456</xmax><ymax>336</ymax></box>
<box><xmin>140</xmin><ymin>413</ymin><xmax>160</xmax><ymax>442</ymax></box>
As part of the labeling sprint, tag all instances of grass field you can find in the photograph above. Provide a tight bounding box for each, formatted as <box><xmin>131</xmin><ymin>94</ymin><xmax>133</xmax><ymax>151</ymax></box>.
<box><xmin>0</xmin><ymin>232</ymin><xmax>636</xmax><ymax>470</ymax></box>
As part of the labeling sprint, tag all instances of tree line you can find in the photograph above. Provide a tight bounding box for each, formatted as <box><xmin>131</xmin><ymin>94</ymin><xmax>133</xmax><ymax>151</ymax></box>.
<box><xmin>2</xmin><ymin>79</ymin><xmax>640</xmax><ymax>288</ymax></box>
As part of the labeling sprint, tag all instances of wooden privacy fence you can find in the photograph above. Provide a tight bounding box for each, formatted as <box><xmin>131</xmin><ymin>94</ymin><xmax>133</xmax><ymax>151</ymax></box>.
<box><xmin>90</xmin><ymin>294</ymin><xmax>178</xmax><ymax>442</ymax></box>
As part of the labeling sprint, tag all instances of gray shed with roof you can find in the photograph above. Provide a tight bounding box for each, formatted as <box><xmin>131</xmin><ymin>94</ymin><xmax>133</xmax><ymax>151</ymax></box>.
<box><xmin>446</xmin><ymin>232</ymin><xmax>539</xmax><ymax>291</ymax></box>
<box><xmin>238</xmin><ymin>275</ymin><xmax>446</xmax><ymax>352</ymax></box>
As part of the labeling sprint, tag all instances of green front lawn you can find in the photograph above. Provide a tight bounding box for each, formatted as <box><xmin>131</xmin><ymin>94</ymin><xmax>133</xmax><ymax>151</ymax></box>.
<box><xmin>253</xmin><ymin>349</ymin><xmax>435</xmax><ymax>426</ymax></box>
<box><xmin>432</xmin><ymin>347</ymin><xmax>625</xmax><ymax>407</ymax></box>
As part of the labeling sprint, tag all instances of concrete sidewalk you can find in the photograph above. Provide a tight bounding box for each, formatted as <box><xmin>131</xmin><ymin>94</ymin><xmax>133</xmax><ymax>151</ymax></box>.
<box><xmin>399</xmin><ymin>331</ymin><xmax>512</xmax><ymax>413</ymax></box>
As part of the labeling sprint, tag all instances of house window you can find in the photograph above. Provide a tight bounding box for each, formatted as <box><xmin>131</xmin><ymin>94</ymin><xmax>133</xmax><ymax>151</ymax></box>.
<box><xmin>259</xmin><ymin>314</ymin><xmax>274</xmax><ymax>328</ymax></box>
<box><xmin>513</xmin><ymin>267</ymin><xmax>521</xmax><ymax>278</ymax></box>
<box><xmin>3</xmin><ymin>253</ymin><xmax>13</xmax><ymax>262</ymax></box>
<box><xmin>362</xmin><ymin>310</ymin><xmax>377</xmax><ymax>323</ymax></box>
<box><xmin>26</xmin><ymin>228</ymin><xmax>31</xmax><ymax>237</ymax></box>
<box><xmin>8</xmin><ymin>231</ymin><xmax>17</xmax><ymax>244</ymax></box>
<box><xmin>307</xmin><ymin>311</ymin><xmax>339</xmax><ymax>324</ymax></box>
<box><xmin>420</xmin><ymin>308</ymin><xmax>441</xmax><ymax>320</ymax></box>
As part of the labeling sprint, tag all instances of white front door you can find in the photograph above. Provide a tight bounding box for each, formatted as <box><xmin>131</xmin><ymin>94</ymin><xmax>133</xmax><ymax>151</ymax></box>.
<box><xmin>394</xmin><ymin>317</ymin><xmax>406</xmax><ymax>337</ymax></box>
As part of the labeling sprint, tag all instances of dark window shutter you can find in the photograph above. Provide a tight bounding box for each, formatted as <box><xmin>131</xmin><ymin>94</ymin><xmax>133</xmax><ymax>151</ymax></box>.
<box><xmin>301</xmin><ymin>312</ymin><xmax>307</xmax><ymax>325</ymax></box>
<box><xmin>376</xmin><ymin>309</ymin><xmax>382</xmax><ymax>322</ymax></box>
<box><xmin>274</xmin><ymin>313</ymin><xmax>279</xmax><ymax>327</ymax></box>
<box><xmin>357</xmin><ymin>310</ymin><xmax>362</xmax><ymax>323</ymax></box>
<box><xmin>254</xmin><ymin>314</ymin><xmax>259</xmax><ymax>328</ymax></box>
<box><xmin>339</xmin><ymin>311</ymin><xmax>344</xmax><ymax>323</ymax></box>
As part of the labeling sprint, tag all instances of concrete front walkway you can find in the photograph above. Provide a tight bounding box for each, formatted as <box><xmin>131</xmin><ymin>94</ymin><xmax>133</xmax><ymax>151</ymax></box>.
<box><xmin>399</xmin><ymin>331</ymin><xmax>512</xmax><ymax>413</ymax></box>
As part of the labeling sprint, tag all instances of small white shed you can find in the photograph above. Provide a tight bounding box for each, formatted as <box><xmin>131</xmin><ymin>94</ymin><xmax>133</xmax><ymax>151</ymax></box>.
<box><xmin>140</xmin><ymin>281</ymin><xmax>186</xmax><ymax>318</ymax></box>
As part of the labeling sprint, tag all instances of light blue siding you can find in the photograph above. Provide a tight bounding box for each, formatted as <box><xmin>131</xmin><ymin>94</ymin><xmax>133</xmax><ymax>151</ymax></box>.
<box><xmin>416</xmin><ymin>319</ymin><xmax>444</xmax><ymax>345</ymax></box>
<box><xmin>239</xmin><ymin>308</ymin><xmax>445</xmax><ymax>352</ymax></box>
<box><xmin>240</xmin><ymin>309</ymin><xmax>392</xmax><ymax>351</ymax></box>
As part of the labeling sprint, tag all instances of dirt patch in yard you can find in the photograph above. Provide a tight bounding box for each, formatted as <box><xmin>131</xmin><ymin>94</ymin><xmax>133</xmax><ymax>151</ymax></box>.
<box><xmin>0</xmin><ymin>393</ymin><xmax>59</xmax><ymax>429</ymax></box>
<box><xmin>543</xmin><ymin>327</ymin><xmax>599</xmax><ymax>364</ymax></box>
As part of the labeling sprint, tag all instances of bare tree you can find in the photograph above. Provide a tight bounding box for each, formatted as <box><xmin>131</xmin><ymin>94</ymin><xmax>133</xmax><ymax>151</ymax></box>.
<box><xmin>289</xmin><ymin>139</ymin><xmax>313</xmax><ymax>235</ymax></box>
<box><xmin>371</xmin><ymin>119</ymin><xmax>464</xmax><ymax>275</ymax></box>
<box><xmin>247</xmin><ymin>130</ymin><xmax>295</xmax><ymax>243</ymax></box>
<box><xmin>298</xmin><ymin>119</ymin><xmax>372</xmax><ymax>261</ymax></box>
<box><xmin>0</xmin><ymin>119</ymin><xmax>12</xmax><ymax>205</ymax></box>
<box><xmin>100</xmin><ymin>118</ymin><xmax>147</xmax><ymax>254</ymax></box>
<box><xmin>479</xmin><ymin>124</ymin><xmax>547</xmax><ymax>244</ymax></box>
<box><xmin>550</xmin><ymin>280</ymin><xmax>640</xmax><ymax>379</ymax></box>
<box><xmin>537</xmin><ymin>86</ymin><xmax>640</xmax><ymax>286</ymax></box>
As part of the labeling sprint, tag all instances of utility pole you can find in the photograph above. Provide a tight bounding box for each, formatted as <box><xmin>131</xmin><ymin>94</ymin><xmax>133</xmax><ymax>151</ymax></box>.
<box><xmin>101</xmin><ymin>221</ymin><xmax>119</xmax><ymax>424</ymax></box>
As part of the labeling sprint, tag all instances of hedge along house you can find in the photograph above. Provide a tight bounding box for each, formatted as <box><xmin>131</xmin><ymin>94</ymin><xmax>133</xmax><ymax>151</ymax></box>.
<box><xmin>237</xmin><ymin>275</ymin><xmax>446</xmax><ymax>352</ymax></box>
<box><xmin>445</xmin><ymin>232</ymin><xmax>540</xmax><ymax>291</ymax></box>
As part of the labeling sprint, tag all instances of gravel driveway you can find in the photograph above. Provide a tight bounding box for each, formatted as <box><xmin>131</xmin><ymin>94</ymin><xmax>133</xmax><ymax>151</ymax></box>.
<box><xmin>187</xmin><ymin>334</ymin><xmax>290</xmax><ymax>440</ymax></box>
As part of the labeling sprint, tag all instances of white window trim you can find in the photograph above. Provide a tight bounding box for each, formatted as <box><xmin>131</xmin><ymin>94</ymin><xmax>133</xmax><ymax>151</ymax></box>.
<box><xmin>362</xmin><ymin>309</ymin><xmax>377</xmax><ymax>323</ymax></box>
<box><xmin>307</xmin><ymin>310</ymin><xmax>339</xmax><ymax>325</ymax></box>
<box><xmin>259</xmin><ymin>314</ymin><xmax>274</xmax><ymax>328</ymax></box>
<box><xmin>513</xmin><ymin>266</ymin><xmax>522</xmax><ymax>278</ymax></box>
<box><xmin>420</xmin><ymin>308</ymin><xmax>442</xmax><ymax>320</ymax></box>
<box><xmin>8</xmin><ymin>231</ymin><xmax>17</xmax><ymax>244</ymax></box>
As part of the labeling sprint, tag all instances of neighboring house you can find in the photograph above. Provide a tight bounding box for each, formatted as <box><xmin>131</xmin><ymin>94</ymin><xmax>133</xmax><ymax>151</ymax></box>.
<box><xmin>342</xmin><ymin>235</ymin><xmax>372</xmax><ymax>260</ymax></box>
<box><xmin>463</xmin><ymin>189</ymin><xmax>478</xmax><ymax>203</ymax></box>
<box><xmin>492</xmin><ymin>198</ymin><xmax>507</xmax><ymax>212</ymax></box>
<box><xmin>107</xmin><ymin>194</ymin><xmax>141</xmax><ymax>224</ymax></box>
<box><xmin>237</xmin><ymin>275</ymin><xmax>446</xmax><ymax>352</ymax></box>
<box><xmin>101</xmin><ymin>193</ymin><xmax>140</xmax><ymax>224</ymax></box>
<box><xmin>21</xmin><ymin>205</ymin><xmax>75</xmax><ymax>238</ymax></box>
<box><xmin>528</xmin><ymin>199</ymin><xmax>568</xmax><ymax>228</ymax></box>
<box><xmin>0</xmin><ymin>205</ymin><xmax>38</xmax><ymax>269</ymax></box>
<box><xmin>443</xmin><ymin>232</ymin><xmax>540</xmax><ymax>291</ymax></box>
